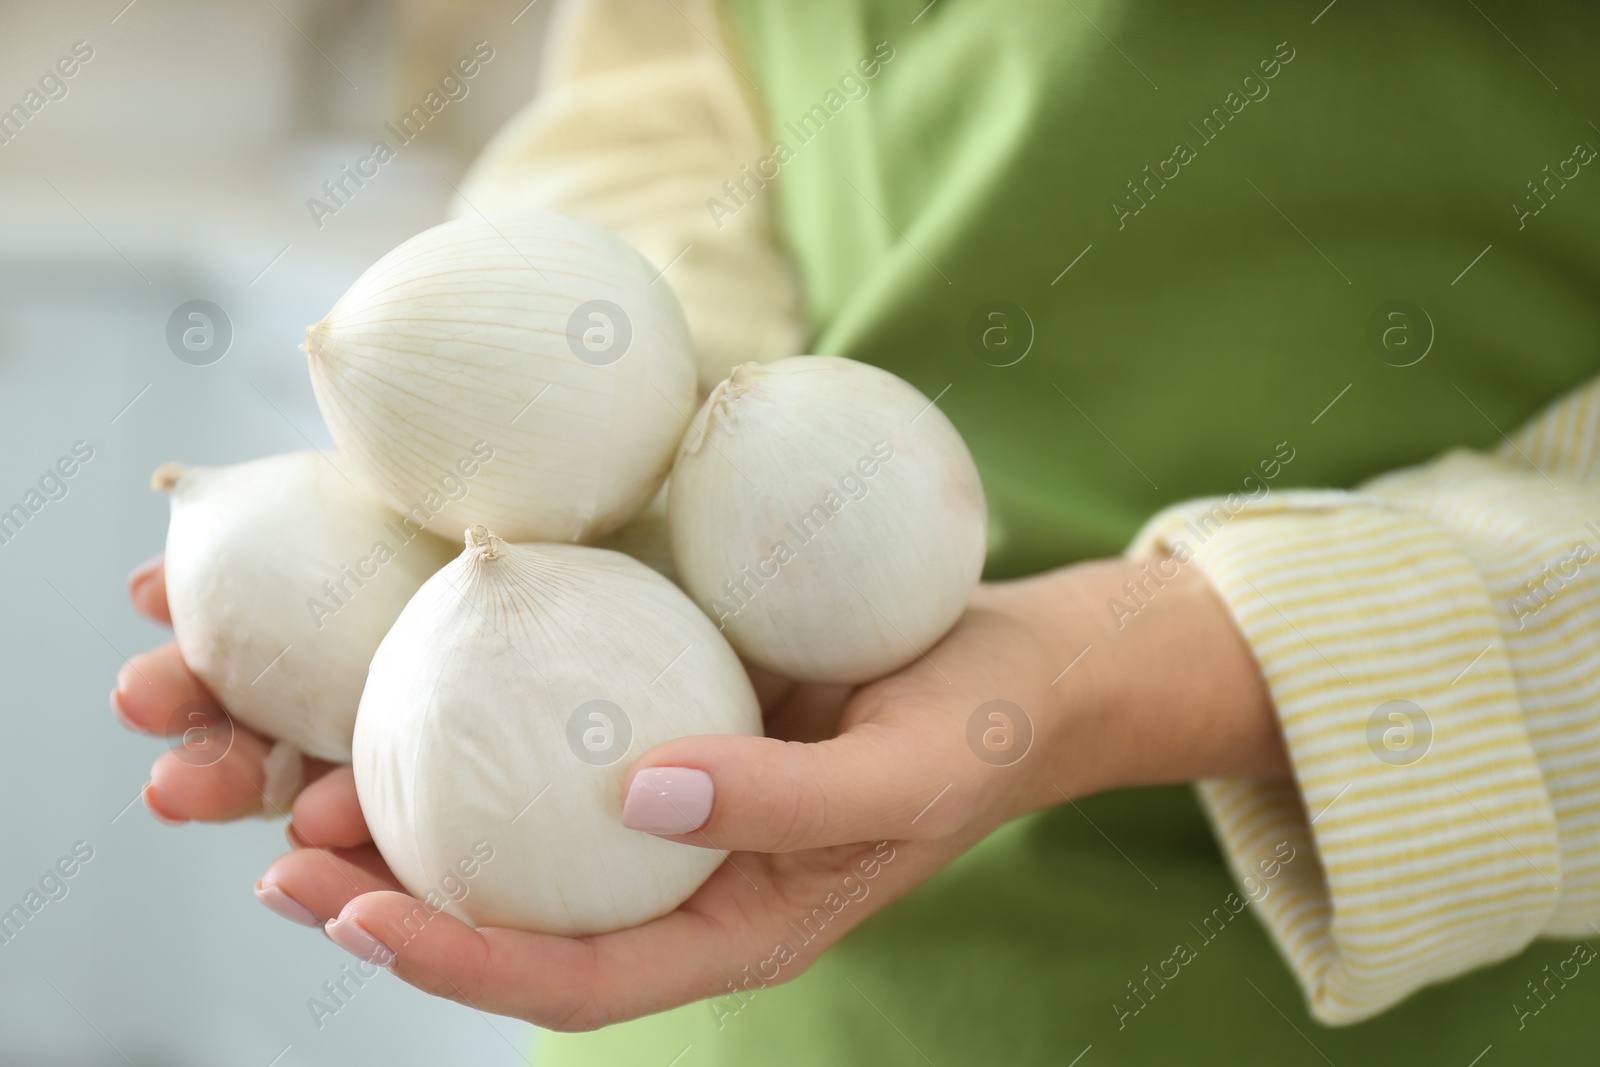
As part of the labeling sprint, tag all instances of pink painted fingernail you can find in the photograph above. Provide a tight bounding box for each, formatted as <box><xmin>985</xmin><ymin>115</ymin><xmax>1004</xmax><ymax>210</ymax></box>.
<box><xmin>622</xmin><ymin>767</ymin><xmax>714</xmax><ymax>835</ymax></box>
<box><xmin>255</xmin><ymin>882</ymin><xmax>319</xmax><ymax>927</ymax></box>
<box><xmin>325</xmin><ymin>918</ymin><xmax>396</xmax><ymax>966</ymax></box>
<box><xmin>143</xmin><ymin>783</ymin><xmax>187</xmax><ymax>827</ymax></box>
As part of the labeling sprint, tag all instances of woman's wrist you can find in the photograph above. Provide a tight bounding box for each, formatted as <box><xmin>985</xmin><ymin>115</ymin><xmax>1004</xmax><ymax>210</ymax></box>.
<box><xmin>995</xmin><ymin>554</ymin><xmax>1289</xmax><ymax>805</ymax></box>
<box><xmin>1103</xmin><ymin>554</ymin><xmax>1288</xmax><ymax>787</ymax></box>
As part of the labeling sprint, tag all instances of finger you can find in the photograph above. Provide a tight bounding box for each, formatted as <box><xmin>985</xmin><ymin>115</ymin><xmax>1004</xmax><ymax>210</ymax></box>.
<box><xmin>290</xmin><ymin>766</ymin><xmax>370</xmax><ymax>849</ymax></box>
<box><xmin>622</xmin><ymin>723</ymin><xmax>973</xmax><ymax>854</ymax></box>
<box><xmin>323</xmin><ymin>842</ymin><xmax>924</xmax><ymax>1031</ymax></box>
<box><xmin>256</xmin><ymin>845</ymin><xmax>402</xmax><ymax>927</ymax></box>
<box><xmin>111</xmin><ymin>642</ymin><xmax>222</xmax><ymax>735</ymax></box>
<box><xmin>324</xmin><ymin>889</ymin><xmax>608</xmax><ymax>1025</ymax></box>
<box><xmin>119</xmin><ymin>641</ymin><xmax>339</xmax><ymax>824</ymax></box>
<box><xmin>128</xmin><ymin>554</ymin><xmax>170</xmax><ymax>625</ymax></box>
<box><xmin>146</xmin><ymin>725</ymin><xmax>294</xmax><ymax>823</ymax></box>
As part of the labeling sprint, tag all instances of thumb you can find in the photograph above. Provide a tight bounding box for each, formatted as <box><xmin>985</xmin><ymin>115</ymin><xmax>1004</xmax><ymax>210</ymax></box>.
<box><xmin>620</xmin><ymin>728</ymin><xmax>970</xmax><ymax>853</ymax></box>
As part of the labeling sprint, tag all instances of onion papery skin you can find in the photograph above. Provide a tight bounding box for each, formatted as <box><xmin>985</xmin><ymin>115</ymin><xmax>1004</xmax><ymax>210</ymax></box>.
<box><xmin>353</xmin><ymin>531</ymin><xmax>760</xmax><ymax>936</ymax></box>
<box><xmin>306</xmin><ymin>210</ymin><xmax>697</xmax><ymax>544</ymax></box>
<box><xmin>668</xmin><ymin>356</ymin><xmax>988</xmax><ymax>684</ymax></box>
<box><xmin>157</xmin><ymin>451</ymin><xmax>456</xmax><ymax>761</ymax></box>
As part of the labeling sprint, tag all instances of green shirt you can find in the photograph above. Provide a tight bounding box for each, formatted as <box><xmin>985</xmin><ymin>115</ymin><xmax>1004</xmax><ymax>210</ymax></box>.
<box><xmin>545</xmin><ymin>1</ymin><xmax>1600</xmax><ymax>1062</ymax></box>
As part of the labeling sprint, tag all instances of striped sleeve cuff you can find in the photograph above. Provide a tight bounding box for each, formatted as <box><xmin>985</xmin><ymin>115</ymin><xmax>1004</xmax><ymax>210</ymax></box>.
<box><xmin>1131</xmin><ymin>490</ymin><xmax>1561</xmax><ymax>1025</ymax></box>
<box><xmin>1496</xmin><ymin>375</ymin><xmax>1600</xmax><ymax>482</ymax></box>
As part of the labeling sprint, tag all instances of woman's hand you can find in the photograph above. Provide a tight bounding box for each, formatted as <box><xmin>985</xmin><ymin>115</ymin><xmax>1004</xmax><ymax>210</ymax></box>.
<box><xmin>249</xmin><ymin>554</ymin><xmax>1288</xmax><ymax>1031</ymax></box>
<box><xmin>112</xmin><ymin>556</ymin><xmax>340</xmax><ymax>828</ymax></box>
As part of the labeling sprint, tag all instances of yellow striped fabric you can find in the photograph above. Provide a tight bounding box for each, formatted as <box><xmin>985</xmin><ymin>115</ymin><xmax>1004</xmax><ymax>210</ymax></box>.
<box><xmin>1129</xmin><ymin>380</ymin><xmax>1600</xmax><ymax>1023</ymax></box>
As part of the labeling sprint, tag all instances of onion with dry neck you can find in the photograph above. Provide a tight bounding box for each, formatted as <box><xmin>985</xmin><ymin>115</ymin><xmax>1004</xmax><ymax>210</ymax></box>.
<box><xmin>668</xmin><ymin>356</ymin><xmax>987</xmax><ymax>684</ymax></box>
<box><xmin>154</xmin><ymin>451</ymin><xmax>455</xmax><ymax>761</ymax></box>
<box><xmin>304</xmin><ymin>210</ymin><xmax>696</xmax><ymax>544</ymax></box>
<box><xmin>353</xmin><ymin>527</ymin><xmax>760</xmax><ymax>936</ymax></box>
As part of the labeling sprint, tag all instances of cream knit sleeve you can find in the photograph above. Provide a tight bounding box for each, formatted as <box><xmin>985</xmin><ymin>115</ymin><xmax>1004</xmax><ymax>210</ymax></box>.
<box><xmin>1131</xmin><ymin>378</ymin><xmax>1600</xmax><ymax>1024</ymax></box>
<box><xmin>449</xmin><ymin>0</ymin><xmax>804</xmax><ymax>393</ymax></box>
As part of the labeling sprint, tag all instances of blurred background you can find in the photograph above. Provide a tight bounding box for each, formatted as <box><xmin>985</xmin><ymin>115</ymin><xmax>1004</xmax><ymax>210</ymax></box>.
<box><xmin>0</xmin><ymin>1</ymin><xmax>555</xmax><ymax>1062</ymax></box>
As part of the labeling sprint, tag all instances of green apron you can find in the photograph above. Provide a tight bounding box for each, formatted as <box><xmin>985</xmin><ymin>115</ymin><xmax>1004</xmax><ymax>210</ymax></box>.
<box><xmin>545</xmin><ymin>1</ymin><xmax>1600</xmax><ymax>1061</ymax></box>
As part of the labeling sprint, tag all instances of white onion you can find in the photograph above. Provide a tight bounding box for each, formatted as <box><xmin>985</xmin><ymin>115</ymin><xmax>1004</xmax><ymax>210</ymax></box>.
<box><xmin>353</xmin><ymin>527</ymin><xmax>760</xmax><ymax>935</ymax></box>
<box><xmin>155</xmin><ymin>451</ymin><xmax>455</xmax><ymax>761</ymax></box>
<box><xmin>305</xmin><ymin>210</ymin><xmax>697</xmax><ymax>543</ymax></box>
<box><xmin>668</xmin><ymin>356</ymin><xmax>987</xmax><ymax>683</ymax></box>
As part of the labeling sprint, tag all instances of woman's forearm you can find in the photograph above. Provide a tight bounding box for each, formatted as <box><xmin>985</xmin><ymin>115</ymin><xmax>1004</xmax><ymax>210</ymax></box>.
<box><xmin>988</xmin><ymin>555</ymin><xmax>1290</xmax><ymax>805</ymax></box>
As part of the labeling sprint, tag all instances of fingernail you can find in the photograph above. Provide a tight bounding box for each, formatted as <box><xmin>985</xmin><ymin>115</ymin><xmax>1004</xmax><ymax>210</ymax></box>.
<box><xmin>128</xmin><ymin>554</ymin><xmax>162</xmax><ymax>599</ymax></box>
<box><xmin>114</xmin><ymin>660</ymin><xmax>141</xmax><ymax>698</ymax></box>
<box><xmin>143</xmin><ymin>783</ymin><xmax>187</xmax><ymax>827</ymax></box>
<box><xmin>325</xmin><ymin>918</ymin><xmax>396</xmax><ymax>967</ymax></box>
<box><xmin>109</xmin><ymin>688</ymin><xmax>138</xmax><ymax>731</ymax></box>
<box><xmin>622</xmin><ymin>767</ymin><xmax>714</xmax><ymax>835</ymax></box>
<box><xmin>286</xmin><ymin>822</ymin><xmax>311</xmax><ymax>849</ymax></box>
<box><xmin>255</xmin><ymin>882</ymin><xmax>319</xmax><ymax>927</ymax></box>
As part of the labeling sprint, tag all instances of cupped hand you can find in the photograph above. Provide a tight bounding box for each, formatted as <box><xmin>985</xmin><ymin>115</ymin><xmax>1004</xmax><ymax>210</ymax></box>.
<box><xmin>253</xmin><ymin>555</ymin><xmax>1286</xmax><ymax>1031</ymax></box>
<box><xmin>113</xmin><ymin>556</ymin><xmax>341</xmax><ymax>829</ymax></box>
